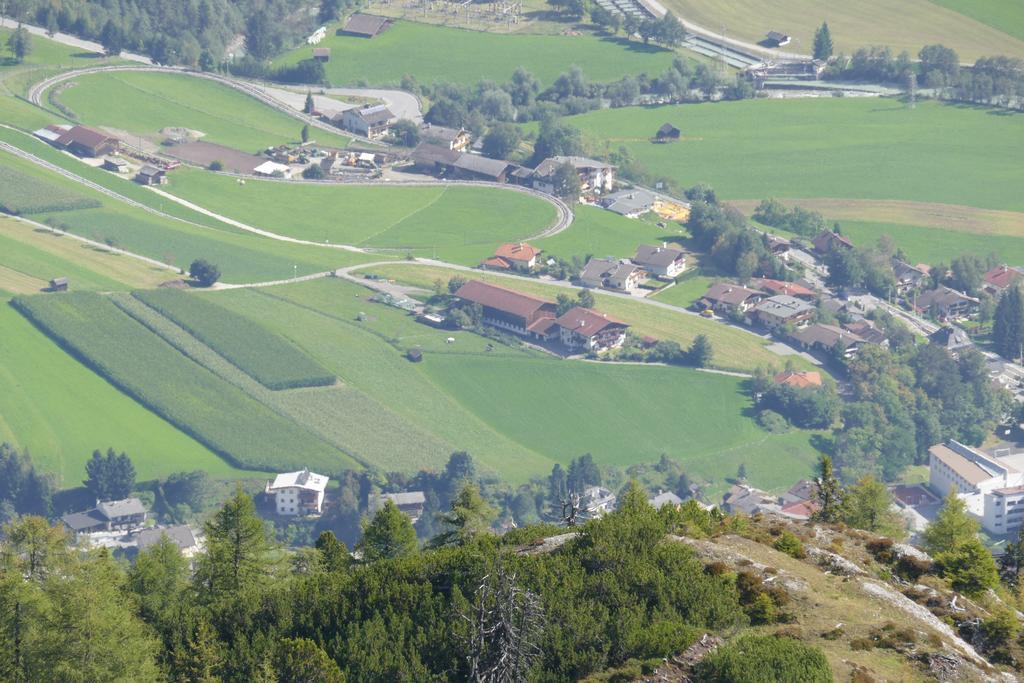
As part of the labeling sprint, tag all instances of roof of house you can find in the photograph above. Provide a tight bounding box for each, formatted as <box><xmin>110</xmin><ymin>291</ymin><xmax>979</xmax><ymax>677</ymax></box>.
<box><xmin>410</xmin><ymin>142</ymin><xmax>460</xmax><ymax>166</ymax></box>
<box><xmin>929</xmin><ymin>325</ymin><xmax>972</xmax><ymax>350</ymax></box>
<box><xmin>748</xmin><ymin>277</ymin><xmax>816</xmax><ymax>299</ymax></box>
<box><xmin>312</xmin><ymin>47</ymin><xmax>330</xmax><ymax>57</ymax></box>
<box><xmin>984</xmin><ymin>265</ymin><xmax>1023</xmax><ymax>291</ymax></box>
<box><xmin>452</xmin><ymin>153</ymin><xmax>509</xmax><ymax>178</ymax></box>
<box><xmin>137</xmin><ymin>525</ymin><xmax>198</xmax><ymax>551</ymax></box>
<box><xmin>581</xmin><ymin>257</ymin><xmax>638</xmax><ymax>285</ymax></box>
<box><xmin>56</xmin><ymin>125</ymin><xmax>115</xmax><ymax>149</ymax></box>
<box><xmin>812</xmin><ymin>230</ymin><xmax>854</xmax><ymax>253</ymax></box>
<box><xmin>786</xmin><ymin>479</ymin><xmax>818</xmax><ymax>502</ymax></box>
<box><xmin>268</xmin><ymin>468</ymin><xmax>329</xmax><ymax>492</ymax></box>
<box><xmin>791</xmin><ymin>323</ymin><xmax>865</xmax><ymax>350</ymax></box>
<box><xmin>634</xmin><ymin>244</ymin><xmax>685</xmax><ymax>268</ymax></box>
<box><xmin>915</xmin><ymin>286</ymin><xmax>980</xmax><ymax>311</ymax></box>
<box><xmin>420</xmin><ymin>124</ymin><xmax>466</xmax><ymax>143</ymax></box>
<box><xmin>137</xmin><ymin>165</ymin><xmax>163</xmax><ymax>177</ymax></box>
<box><xmin>602</xmin><ymin>189</ymin><xmax>656</xmax><ymax>215</ymax></box>
<box><xmin>482</xmin><ymin>256</ymin><xmax>512</xmax><ymax>270</ymax></box>
<box><xmin>494</xmin><ymin>242</ymin><xmax>539</xmax><ymax>263</ymax></box>
<box><xmin>349</xmin><ymin>104</ymin><xmax>394</xmax><ymax>126</ymax></box>
<box><xmin>342</xmin><ymin>13</ymin><xmax>391</xmax><ymax>36</ymax></box>
<box><xmin>722</xmin><ymin>484</ymin><xmax>776</xmax><ymax>514</ymax></box>
<box><xmin>378</xmin><ymin>491</ymin><xmax>426</xmax><ymax>506</ymax></box>
<box><xmin>555</xmin><ymin>306</ymin><xmax>628</xmax><ymax>338</ymax></box>
<box><xmin>50</xmin><ymin>276</ymin><xmax>69</xmax><ymax>286</ymax></box>
<box><xmin>754</xmin><ymin>295</ymin><xmax>816</xmax><ymax>319</ymax></box>
<box><xmin>533</xmin><ymin>155</ymin><xmax>613</xmax><ymax>178</ymax></box>
<box><xmin>34</xmin><ymin>126</ymin><xmax>66</xmax><ymax>143</ymax></box>
<box><xmin>455</xmin><ymin>280</ymin><xmax>553</xmax><ymax>319</ymax></box>
<box><xmin>892</xmin><ymin>259</ymin><xmax>930</xmax><ymax>282</ymax></box>
<box><xmin>767</xmin><ymin>31</ymin><xmax>790</xmax><ymax>41</ymax></box>
<box><xmin>253</xmin><ymin>160</ymin><xmax>290</xmax><ymax>175</ymax></box>
<box><xmin>62</xmin><ymin>509</ymin><xmax>108</xmax><ymax>531</ymax></box>
<box><xmin>657</xmin><ymin>123</ymin><xmax>680</xmax><ymax>136</ymax></box>
<box><xmin>779</xmin><ymin>499</ymin><xmax>818</xmax><ymax>519</ymax></box>
<box><xmin>929</xmin><ymin>443</ymin><xmax>1003</xmax><ymax>486</ymax></box>
<box><xmin>649</xmin><ymin>491</ymin><xmax>684</xmax><ymax>508</ymax></box>
<box><xmin>97</xmin><ymin>498</ymin><xmax>147</xmax><ymax>519</ymax></box>
<box><xmin>701</xmin><ymin>282</ymin><xmax>765</xmax><ymax>307</ymax></box>
<box><xmin>773</xmin><ymin>371</ymin><xmax>822</xmax><ymax>388</ymax></box>
<box><xmin>842</xmin><ymin>319</ymin><xmax>887</xmax><ymax>345</ymax></box>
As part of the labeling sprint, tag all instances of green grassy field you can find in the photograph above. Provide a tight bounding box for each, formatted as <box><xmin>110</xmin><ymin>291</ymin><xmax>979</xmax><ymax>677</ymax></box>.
<box><xmin>650</xmin><ymin>272</ymin><xmax>716</xmax><ymax>308</ymax></box>
<box><xmin>928</xmin><ymin>0</ymin><xmax>1024</xmax><ymax>43</ymax></box>
<box><xmin>534</xmin><ymin>205</ymin><xmax>677</xmax><ymax>263</ymax></box>
<box><xmin>0</xmin><ymin>165</ymin><xmax>101</xmax><ymax>214</ymax></box>
<box><xmin>0</xmin><ymin>304</ymin><xmax>239</xmax><ymax>484</ymax></box>
<box><xmin>568</xmin><ymin>99</ymin><xmax>1024</xmax><ymax>212</ymax></box>
<box><xmin>658</xmin><ymin>0</ymin><xmax>1024</xmax><ymax>61</ymax></box>
<box><xmin>840</xmin><ymin>219</ymin><xmax>1024</xmax><ymax>266</ymax></box>
<box><xmin>54</xmin><ymin>70</ymin><xmax>350</xmax><ymax>151</ymax></box>
<box><xmin>274</xmin><ymin>20</ymin><xmax>679</xmax><ymax>86</ymax></box>
<box><xmin>166</xmin><ymin>168</ymin><xmax>557</xmax><ymax>252</ymax></box>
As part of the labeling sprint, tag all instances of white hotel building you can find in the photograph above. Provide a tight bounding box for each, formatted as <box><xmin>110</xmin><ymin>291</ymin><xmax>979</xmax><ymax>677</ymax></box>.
<box><xmin>266</xmin><ymin>468</ymin><xmax>329</xmax><ymax>517</ymax></box>
<box><xmin>929</xmin><ymin>440</ymin><xmax>1024</xmax><ymax>535</ymax></box>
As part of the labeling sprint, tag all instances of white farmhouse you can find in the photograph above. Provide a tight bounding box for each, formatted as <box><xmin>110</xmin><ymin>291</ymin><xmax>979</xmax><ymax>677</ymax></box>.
<box><xmin>266</xmin><ymin>468</ymin><xmax>329</xmax><ymax>516</ymax></box>
<box><xmin>928</xmin><ymin>441</ymin><xmax>1024</xmax><ymax>535</ymax></box>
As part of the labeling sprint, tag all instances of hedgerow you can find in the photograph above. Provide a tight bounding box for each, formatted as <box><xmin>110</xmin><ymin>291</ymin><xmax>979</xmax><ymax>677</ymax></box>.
<box><xmin>11</xmin><ymin>292</ymin><xmax>351</xmax><ymax>473</ymax></box>
<box><xmin>133</xmin><ymin>289</ymin><xmax>335</xmax><ymax>391</ymax></box>
<box><xmin>0</xmin><ymin>166</ymin><xmax>100</xmax><ymax>215</ymax></box>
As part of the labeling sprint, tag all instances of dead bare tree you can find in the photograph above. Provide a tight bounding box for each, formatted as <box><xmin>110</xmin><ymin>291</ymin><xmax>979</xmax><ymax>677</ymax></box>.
<box><xmin>460</xmin><ymin>563</ymin><xmax>546</xmax><ymax>682</ymax></box>
<box><xmin>560</xmin><ymin>492</ymin><xmax>582</xmax><ymax>527</ymax></box>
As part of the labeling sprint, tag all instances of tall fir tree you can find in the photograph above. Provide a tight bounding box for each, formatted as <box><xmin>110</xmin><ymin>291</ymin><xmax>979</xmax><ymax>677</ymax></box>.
<box><xmin>813</xmin><ymin>21</ymin><xmax>833</xmax><ymax>61</ymax></box>
<box><xmin>357</xmin><ymin>500</ymin><xmax>417</xmax><ymax>561</ymax></box>
<box><xmin>993</xmin><ymin>284</ymin><xmax>1024</xmax><ymax>361</ymax></box>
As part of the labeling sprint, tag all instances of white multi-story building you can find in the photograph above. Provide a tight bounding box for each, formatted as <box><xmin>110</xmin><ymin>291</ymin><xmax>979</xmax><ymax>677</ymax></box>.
<box><xmin>266</xmin><ymin>468</ymin><xmax>329</xmax><ymax>516</ymax></box>
<box><xmin>928</xmin><ymin>441</ymin><xmax>1024</xmax><ymax>535</ymax></box>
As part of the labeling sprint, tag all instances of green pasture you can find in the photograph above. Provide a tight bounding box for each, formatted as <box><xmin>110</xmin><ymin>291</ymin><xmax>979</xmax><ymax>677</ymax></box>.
<box><xmin>658</xmin><ymin>0</ymin><xmax>1024</xmax><ymax>61</ymax></box>
<box><xmin>535</xmin><ymin>204</ymin><xmax>677</xmax><ymax>263</ymax></box>
<box><xmin>650</xmin><ymin>272</ymin><xmax>716</xmax><ymax>309</ymax></box>
<box><xmin>273</xmin><ymin>20</ymin><xmax>679</xmax><ymax>86</ymax></box>
<box><xmin>0</xmin><ymin>304</ymin><xmax>237</xmax><ymax>484</ymax></box>
<box><xmin>567</xmin><ymin>98</ymin><xmax>1024</xmax><ymax>212</ymax></box>
<box><xmin>166</xmin><ymin>168</ymin><xmax>557</xmax><ymax>251</ymax></box>
<box><xmin>840</xmin><ymin>219</ymin><xmax>1024</xmax><ymax>267</ymax></box>
<box><xmin>55</xmin><ymin>70</ymin><xmax>351</xmax><ymax>150</ymax></box>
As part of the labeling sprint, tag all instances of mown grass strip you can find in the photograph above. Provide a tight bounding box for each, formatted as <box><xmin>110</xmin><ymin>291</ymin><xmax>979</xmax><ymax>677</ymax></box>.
<box><xmin>11</xmin><ymin>292</ymin><xmax>356</xmax><ymax>473</ymax></box>
<box><xmin>133</xmin><ymin>289</ymin><xmax>335</xmax><ymax>390</ymax></box>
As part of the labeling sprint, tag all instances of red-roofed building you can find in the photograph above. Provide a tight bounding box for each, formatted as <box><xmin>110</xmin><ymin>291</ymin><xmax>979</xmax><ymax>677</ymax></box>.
<box><xmin>773</xmin><ymin>371</ymin><xmax>822</xmax><ymax>388</ymax></box>
<box><xmin>811</xmin><ymin>230</ymin><xmax>854</xmax><ymax>255</ymax></box>
<box><xmin>555</xmin><ymin>306</ymin><xmax>629</xmax><ymax>352</ymax></box>
<box><xmin>483</xmin><ymin>242</ymin><xmax>540</xmax><ymax>272</ymax></box>
<box><xmin>749</xmin><ymin>277</ymin><xmax>817</xmax><ymax>300</ymax></box>
<box><xmin>983</xmin><ymin>265</ymin><xmax>1024</xmax><ymax>296</ymax></box>
<box><xmin>55</xmin><ymin>125</ymin><xmax>118</xmax><ymax>157</ymax></box>
<box><xmin>454</xmin><ymin>280</ymin><xmax>557</xmax><ymax>338</ymax></box>
<box><xmin>779</xmin><ymin>499</ymin><xmax>820</xmax><ymax>520</ymax></box>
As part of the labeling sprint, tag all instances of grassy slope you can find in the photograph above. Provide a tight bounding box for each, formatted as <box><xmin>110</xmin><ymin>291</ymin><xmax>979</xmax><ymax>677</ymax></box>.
<box><xmin>534</xmin><ymin>205</ymin><xmax>675</xmax><ymax>262</ymax></box>
<box><xmin>56</xmin><ymin>70</ymin><xmax>351</xmax><ymax>151</ymax></box>
<box><xmin>841</xmin><ymin>219</ymin><xmax>1024</xmax><ymax>267</ymax></box>
<box><xmin>658</xmin><ymin>0</ymin><xmax>1024</xmax><ymax>61</ymax></box>
<box><xmin>354</xmin><ymin>263</ymin><xmax>799</xmax><ymax>372</ymax></box>
<box><xmin>166</xmin><ymin>168</ymin><xmax>557</xmax><ymax>251</ymax></box>
<box><xmin>928</xmin><ymin>0</ymin><xmax>1024</xmax><ymax>42</ymax></box>
<box><xmin>0</xmin><ymin>304</ymin><xmax>238</xmax><ymax>484</ymax></box>
<box><xmin>0</xmin><ymin>144</ymin><xmax>378</xmax><ymax>282</ymax></box>
<box><xmin>568</xmin><ymin>99</ymin><xmax>1024</xmax><ymax>212</ymax></box>
<box><xmin>273</xmin><ymin>20</ymin><xmax>679</xmax><ymax>86</ymax></box>
<box><xmin>0</xmin><ymin>217</ymin><xmax>172</xmax><ymax>293</ymax></box>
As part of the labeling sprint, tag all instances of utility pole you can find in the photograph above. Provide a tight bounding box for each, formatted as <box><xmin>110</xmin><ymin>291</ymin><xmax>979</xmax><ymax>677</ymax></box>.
<box><xmin>906</xmin><ymin>72</ymin><xmax>917</xmax><ymax>109</ymax></box>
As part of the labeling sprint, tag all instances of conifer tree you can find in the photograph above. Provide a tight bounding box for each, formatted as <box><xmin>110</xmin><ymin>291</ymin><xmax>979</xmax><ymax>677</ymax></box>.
<box><xmin>813</xmin><ymin>21</ymin><xmax>833</xmax><ymax>60</ymax></box>
<box><xmin>357</xmin><ymin>500</ymin><xmax>417</xmax><ymax>561</ymax></box>
<box><xmin>812</xmin><ymin>455</ymin><xmax>844</xmax><ymax>522</ymax></box>
<box><xmin>993</xmin><ymin>284</ymin><xmax>1024</xmax><ymax>361</ymax></box>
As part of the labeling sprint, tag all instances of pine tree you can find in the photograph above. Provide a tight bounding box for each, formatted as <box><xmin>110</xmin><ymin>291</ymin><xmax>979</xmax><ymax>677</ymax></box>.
<box><xmin>430</xmin><ymin>483</ymin><xmax>496</xmax><ymax>548</ymax></box>
<box><xmin>812</xmin><ymin>455</ymin><xmax>844</xmax><ymax>523</ymax></box>
<box><xmin>314</xmin><ymin>531</ymin><xmax>350</xmax><ymax>573</ymax></box>
<box><xmin>687</xmin><ymin>334</ymin><xmax>713</xmax><ymax>367</ymax></box>
<box><xmin>357</xmin><ymin>500</ymin><xmax>417</xmax><ymax>561</ymax></box>
<box><xmin>923</xmin><ymin>490</ymin><xmax>980</xmax><ymax>554</ymax></box>
<box><xmin>195</xmin><ymin>488</ymin><xmax>273</xmax><ymax>596</ymax></box>
<box><xmin>812</xmin><ymin>21</ymin><xmax>833</xmax><ymax>60</ymax></box>
<box><xmin>273</xmin><ymin>638</ymin><xmax>345</xmax><ymax>683</ymax></box>
<box><xmin>301</xmin><ymin>124</ymin><xmax>310</xmax><ymax>143</ymax></box>
<box><xmin>843</xmin><ymin>475</ymin><xmax>905</xmax><ymax>538</ymax></box>
<box><xmin>129</xmin><ymin>535</ymin><xmax>189</xmax><ymax>623</ymax></box>
<box><xmin>6</xmin><ymin>25</ymin><xmax>31</xmax><ymax>63</ymax></box>
<box><xmin>304</xmin><ymin>91</ymin><xmax>315</xmax><ymax>114</ymax></box>
<box><xmin>993</xmin><ymin>284</ymin><xmax>1024</xmax><ymax>361</ymax></box>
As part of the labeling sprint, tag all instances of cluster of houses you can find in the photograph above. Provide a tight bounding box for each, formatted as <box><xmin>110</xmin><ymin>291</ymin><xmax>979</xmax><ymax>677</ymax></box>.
<box><xmin>721</xmin><ymin>478</ymin><xmax>820</xmax><ymax>520</ymax></box>
<box><xmin>61</xmin><ymin>497</ymin><xmax>202</xmax><ymax>558</ymax></box>
<box><xmin>453</xmin><ymin>279</ymin><xmax>630</xmax><ymax>353</ymax></box>
<box><xmin>34</xmin><ymin>124</ymin><xmax>172</xmax><ymax>185</ymax></box>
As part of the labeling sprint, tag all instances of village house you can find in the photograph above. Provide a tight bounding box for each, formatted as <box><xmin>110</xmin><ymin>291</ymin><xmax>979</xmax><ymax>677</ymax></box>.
<box><xmin>338</xmin><ymin>104</ymin><xmax>395</xmax><ymax>139</ymax></box>
<box><xmin>450</xmin><ymin>153</ymin><xmax>511</xmax><ymax>183</ymax></box>
<box><xmin>420</xmin><ymin>123</ymin><xmax>472</xmax><ymax>152</ymax></box>
<box><xmin>555</xmin><ymin>306</ymin><xmax>629</xmax><ymax>352</ymax></box>
<box><xmin>811</xmin><ymin>230</ymin><xmax>854</xmax><ymax>256</ymax></box>
<box><xmin>134</xmin><ymin>165</ymin><xmax>167</xmax><ymax>185</ymax></box>
<box><xmin>841</xmin><ymin>319</ymin><xmax>888</xmax><ymax>346</ymax></box>
<box><xmin>312</xmin><ymin>47</ymin><xmax>331</xmax><ymax>61</ymax></box>
<box><xmin>750</xmin><ymin>295</ymin><xmax>815</xmax><ymax>329</ymax></box>
<box><xmin>698</xmin><ymin>282</ymin><xmax>766</xmax><ymax>315</ymax></box>
<box><xmin>454</xmin><ymin>280</ymin><xmax>558</xmax><ymax>339</ymax></box>
<box><xmin>747</xmin><ymin>277</ymin><xmax>816</xmax><ymax>300</ymax></box>
<box><xmin>773</xmin><ymin>370</ymin><xmax>822</xmax><ymax>388</ymax></box>
<box><xmin>266</xmin><ymin>468</ymin><xmax>329</xmax><ymax>516</ymax></box>
<box><xmin>408</xmin><ymin>143</ymin><xmax>461</xmax><ymax>174</ymax></box>
<box><xmin>482</xmin><ymin>242</ymin><xmax>541</xmax><ymax>272</ymax></box>
<box><xmin>721</xmin><ymin>484</ymin><xmax>779</xmax><ymax>515</ymax></box>
<box><xmin>648</xmin><ymin>490</ymin><xmax>684</xmax><ymax>509</ymax></box>
<box><xmin>62</xmin><ymin>497</ymin><xmax>149</xmax><ymax>537</ymax></box>
<box><xmin>892</xmin><ymin>259</ymin><xmax>931</xmax><ymax>295</ymax></box>
<box><xmin>914</xmin><ymin>285</ymin><xmax>981</xmax><ymax>320</ymax></box>
<box><xmin>581</xmin><ymin>486</ymin><xmax>618</xmax><ymax>517</ymax></box>
<box><xmin>369</xmin><ymin>491</ymin><xmax>427</xmax><ymax>523</ymax></box>
<box><xmin>790</xmin><ymin>323</ymin><xmax>866</xmax><ymax>360</ymax></box>
<box><xmin>633</xmin><ymin>244</ymin><xmax>686</xmax><ymax>279</ymax></box>
<box><xmin>600</xmin><ymin>188</ymin><xmax>656</xmax><ymax>217</ymax></box>
<box><xmin>532</xmin><ymin>156</ymin><xmax>615</xmax><ymax>196</ymax></box>
<box><xmin>928</xmin><ymin>325</ymin><xmax>972</xmax><ymax>354</ymax></box>
<box><xmin>763</xmin><ymin>233</ymin><xmax>792</xmax><ymax>257</ymax></box>
<box><xmin>983</xmin><ymin>265</ymin><xmax>1024</xmax><ymax>297</ymax></box>
<box><xmin>137</xmin><ymin>525</ymin><xmax>202</xmax><ymax>558</ymax></box>
<box><xmin>928</xmin><ymin>440</ymin><xmax>1024</xmax><ymax>535</ymax></box>
<box><xmin>579</xmin><ymin>257</ymin><xmax>644</xmax><ymax>293</ymax></box>
<box><xmin>339</xmin><ymin>13</ymin><xmax>392</xmax><ymax>38</ymax></box>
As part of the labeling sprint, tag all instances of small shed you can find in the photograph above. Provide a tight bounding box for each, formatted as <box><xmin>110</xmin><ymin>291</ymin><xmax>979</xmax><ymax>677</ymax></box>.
<box><xmin>135</xmin><ymin>165</ymin><xmax>167</xmax><ymax>185</ymax></box>
<box><xmin>312</xmin><ymin>47</ymin><xmax>331</xmax><ymax>62</ymax></box>
<box><xmin>655</xmin><ymin>123</ymin><xmax>680</xmax><ymax>141</ymax></box>
<box><xmin>766</xmin><ymin>31</ymin><xmax>791</xmax><ymax>47</ymax></box>
<box><xmin>407</xmin><ymin>348</ymin><xmax>423</xmax><ymax>363</ymax></box>
<box><xmin>49</xmin><ymin>277</ymin><xmax>69</xmax><ymax>292</ymax></box>
<box><xmin>103</xmin><ymin>157</ymin><xmax>129</xmax><ymax>173</ymax></box>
